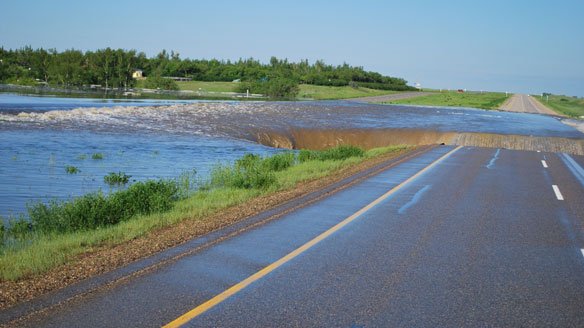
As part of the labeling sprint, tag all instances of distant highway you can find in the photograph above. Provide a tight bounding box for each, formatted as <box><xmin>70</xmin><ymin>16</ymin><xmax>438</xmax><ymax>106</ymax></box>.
<box><xmin>500</xmin><ymin>94</ymin><xmax>558</xmax><ymax>115</ymax></box>
<box><xmin>3</xmin><ymin>146</ymin><xmax>584</xmax><ymax>327</ymax></box>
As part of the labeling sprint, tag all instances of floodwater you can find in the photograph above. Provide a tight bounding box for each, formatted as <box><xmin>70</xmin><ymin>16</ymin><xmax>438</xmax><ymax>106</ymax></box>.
<box><xmin>1</xmin><ymin>93</ymin><xmax>582</xmax><ymax>219</ymax></box>
<box><xmin>0</xmin><ymin>94</ymin><xmax>277</xmax><ymax>219</ymax></box>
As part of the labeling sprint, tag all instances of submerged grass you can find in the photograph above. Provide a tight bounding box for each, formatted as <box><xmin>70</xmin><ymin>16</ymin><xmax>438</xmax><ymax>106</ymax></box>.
<box><xmin>0</xmin><ymin>145</ymin><xmax>409</xmax><ymax>281</ymax></box>
<box><xmin>104</xmin><ymin>172</ymin><xmax>131</xmax><ymax>186</ymax></box>
<box><xmin>91</xmin><ymin>153</ymin><xmax>104</xmax><ymax>160</ymax></box>
<box><xmin>65</xmin><ymin>166</ymin><xmax>80</xmax><ymax>174</ymax></box>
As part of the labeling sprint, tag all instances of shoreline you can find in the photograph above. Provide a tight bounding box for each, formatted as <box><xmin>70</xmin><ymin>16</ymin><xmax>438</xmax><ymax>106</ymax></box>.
<box><xmin>0</xmin><ymin>146</ymin><xmax>420</xmax><ymax>312</ymax></box>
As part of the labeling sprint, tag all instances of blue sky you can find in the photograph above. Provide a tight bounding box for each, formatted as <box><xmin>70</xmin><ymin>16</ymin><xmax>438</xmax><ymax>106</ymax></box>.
<box><xmin>1</xmin><ymin>0</ymin><xmax>583</xmax><ymax>96</ymax></box>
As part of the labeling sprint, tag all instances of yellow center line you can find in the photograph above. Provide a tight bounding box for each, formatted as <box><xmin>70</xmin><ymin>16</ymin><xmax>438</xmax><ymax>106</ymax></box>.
<box><xmin>164</xmin><ymin>146</ymin><xmax>463</xmax><ymax>328</ymax></box>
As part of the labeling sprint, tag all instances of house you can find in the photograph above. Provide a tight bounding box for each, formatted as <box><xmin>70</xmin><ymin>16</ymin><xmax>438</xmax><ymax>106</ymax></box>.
<box><xmin>132</xmin><ymin>70</ymin><xmax>144</xmax><ymax>79</ymax></box>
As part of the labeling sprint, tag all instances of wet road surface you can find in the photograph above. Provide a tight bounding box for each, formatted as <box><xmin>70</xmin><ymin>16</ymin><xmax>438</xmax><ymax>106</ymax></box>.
<box><xmin>500</xmin><ymin>94</ymin><xmax>558</xmax><ymax>115</ymax></box>
<box><xmin>5</xmin><ymin>146</ymin><xmax>584</xmax><ymax>327</ymax></box>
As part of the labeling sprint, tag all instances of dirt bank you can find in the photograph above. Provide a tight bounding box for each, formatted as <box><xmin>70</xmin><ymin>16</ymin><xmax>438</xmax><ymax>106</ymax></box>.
<box><xmin>255</xmin><ymin>128</ymin><xmax>584</xmax><ymax>155</ymax></box>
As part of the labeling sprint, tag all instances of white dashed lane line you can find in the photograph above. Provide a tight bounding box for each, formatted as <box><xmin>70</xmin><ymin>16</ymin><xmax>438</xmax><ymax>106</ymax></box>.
<box><xmin>552</xmin><ymin>185</ymin><xmax>564</xmax><ymax>201</ymax></box>
<box><xmin>542</xmin><ymin>160</ymin><xmax>548</xmax><ymax>168</ymax></box>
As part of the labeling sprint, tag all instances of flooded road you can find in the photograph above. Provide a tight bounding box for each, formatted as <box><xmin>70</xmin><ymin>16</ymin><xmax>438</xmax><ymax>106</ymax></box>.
<box><xmin>1</xmin><ymin>93</ymin><xmax>583</xmax><ymax>219</ymax></box>
<box><xmin>1</xmin><ymin>96</ymin><xmax>580</xmax><ymax>139</ymax></box>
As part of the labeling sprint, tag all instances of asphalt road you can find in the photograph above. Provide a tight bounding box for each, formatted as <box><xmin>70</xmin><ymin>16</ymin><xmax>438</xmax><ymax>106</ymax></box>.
<box><xmin>5</xmin><ymin>146</ymin><xmax>584</xmax><ymax>327</ymax></box>
<box><xmin>500</xmin><ymin>94</ymin><xmax>558</xmax><ymax>115</ymax></box>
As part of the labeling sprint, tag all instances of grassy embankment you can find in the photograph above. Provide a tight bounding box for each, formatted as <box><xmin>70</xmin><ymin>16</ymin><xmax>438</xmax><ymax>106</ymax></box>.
<box><xmin>537</xmin><ymin>95</ymin><xmax>584</xmax><ymax>118</ymax></box>
<box><xmin>173</xmin><ymin>81</ymin><xmax>395</xmax><ymax>100</ymax></box>
<box><xmin>0</xmin><ymin>145</ymin><xmax>410</xmax><ymax>281</ymax></box>
<box><xmin>384</xmin><ymin>91</ymin><xmax>509</xmax><ymax>110</ymax></box>
<box><xmin>296</xmin><ymin>84</ymin><xmax>395</xmax><ymax>100</ymax></box>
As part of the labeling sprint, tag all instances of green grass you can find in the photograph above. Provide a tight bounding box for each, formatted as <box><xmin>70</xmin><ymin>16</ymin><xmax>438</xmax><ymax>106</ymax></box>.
<box><xmin>176</xmin><ymin>81</ymin><xmax>238</xmax><ymax>93</ymax></box>
<box><xmin>298</xmin><ymin>84</ymin><xmax>395</xmax><ymax>100</ymax></box>
<box><xmin>537</xmin><ymin>95</ymin><xmax>584</xmax><ymax>118</ymax></box>
<box><xmin>91</xmin><ymin>153</ymin><xmax>104</xmax><ymax>160</ymax></box>
<box><xmin>0</xmin><ymin>145</ymin><xmax>409</xmax><ymax>281</ymax></box>
<box><xmin>142</xmin><ymin>80</ymin><xmax>397</xmax><ymax>100</ymax></box>
<box><xmin>65</xmin><ymin>166</ymin><xmax>80</xmax><ymax>174</ymax></box>
<box><xmin>385</xmin><ymin>91</ymin><xmax>509</xmax><ymax>110</ymax></box>
<box><xmin>104</xmin><ymin>172</ymin><xmax>132</xmax><ymax>186</ymax></box>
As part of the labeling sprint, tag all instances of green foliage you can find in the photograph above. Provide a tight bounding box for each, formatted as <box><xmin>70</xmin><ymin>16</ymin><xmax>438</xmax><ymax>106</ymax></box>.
<box><xmin>236</xmin><ymin>77</ymin><xmax>299</xmax><ymax>99</ymax></box>
<box><xmin>143</xmin><ymin>75</ymin><xmax>179</xmax><ymax>91</ymax></box>
<box><xmin>210</xmin><ymin>159</ymin><xmax>277</xmax><ymax>190</ymax></box>
<box><xmin>319</xmin><ymin>145</ymin><xmax>365</xmax><ymax>160</ymax></box>
<box><xmin>176</xmin><ymin>169</ymin><xmax>198</xmax><ymax>199</ymax></box>
<box><xmin>297</xmin><ymin>84</ymin><xmax>394</xmax><ymax>100</ymax></box>
<box><xmin>539</xmin><ymin>94</ymin><xmax>584</xmax><ymax>118</ymax></box>
<box><xmin>0</xmin><ymin>145</ymin><xmax>410</xmax><ymax>281</ymax></box>
<box><xmin>298</xmin><ymin>149</ymin><xmax>320</xmax><ymax>163</ymax></box>
<box><xmin>65</xmin><ymin>165</ymin><xmax>80</xmax><ymax>174</ymax></box>
<box><xmin>104</xmin><ymin>172</ymin><xmax>131</xmax><ymax>186</ymax></box>
<box><xmin>0</xmin><ymin>47</ymin><xmax>412</xmax><ymax>91</ymax></box>
<box><xmin>387</xmin><ymin>91</ymin><xmax>509</xmax><ymax>110</ymax></box>
<box><xmin>91</xmin><ymin>153</ymin><xmax>104</xmax><ymax>160</ymax></box>
<box><xmin>299</xmin><ymin>145</ymin><xmax>365</xmax><ymax>162</ymax></box>
<box><xmin>6</xmin><ymin>76</ymin><xmax>37</xmax><ymax>86</ymax></box>
<box><xmin>261</xmin><ymin>152</ymin><xmax>295</xmax><ymax>171</ymax></box>
<box><xmin>6</xmin><ymin>216</ymin><xmax>32</xmax><ymax>240</ymax></box>
<box><xmin>24</xmin><ymin>180</ymin><xmax>178</xmax><ymax>234</ymax></box>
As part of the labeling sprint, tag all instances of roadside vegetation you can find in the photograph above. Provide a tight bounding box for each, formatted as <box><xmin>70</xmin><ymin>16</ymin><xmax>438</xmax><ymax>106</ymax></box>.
<box><xmin>174</xmin><ymin>81</ymin><xmax>397</xmax><ymax>100</ymax></box>
<box><xmin>103</xmin><ymin>172</ymin><xmax>132</xmax><ymax>186</ymax></box>
<box><xmin>91</xmin><ymin>153</ymin><xmax>104</xmax><ymax>160</ymax></box>
<box><xmin>537</xmin><ymin>95</ymin><xmax>584</xmax><ymax>118</ymax></box>
<box><xmin>0</xmin><ymin>145</ymin><xmax>410</xmax><ymax>281</ymax></box>
<box><xmin>64</xmin><ymin>166</ymin><xmax>80</xmax><ymax>174</ymax></box>
<box><xmin>384</xmin><ymin>91</ymin><xmax>509</xmax><ymax>110</ymax></box>
<box><xmin>175</xmin><ymin>81</ymin><xmax>237</xmax><ymax>93</ymax></box>
<box><xmin>0</xmin><ymin>47</ymin><xmax>414</xmax><ymax>99</ymax></box>
<box><xmin>297</xmin><ymin>84</ymin><xmax>394</xmax><ymax>100</ymax></box>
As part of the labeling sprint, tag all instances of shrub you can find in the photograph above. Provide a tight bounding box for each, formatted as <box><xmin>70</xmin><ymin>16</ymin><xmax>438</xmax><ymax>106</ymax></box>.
<box><xmin>261</xmin><ymin>152</ymin><xmax>295</xmax><ymax>171</ymax></box>
<box><xmin>104</xmin><ymin>172</ymin><xmax>131</xmax><ymax>186</ymax></box>
<box><xmin>210</xmin><ymin>153</ymin><xmax>277</xmax><ymax>190</ymax></box>
<box><xmin>91</xmin><ymin>153</ymin><xmax>104</xmax><ymax>160</ymax></box>
<box><xmin>143</xmin><ymin>75</ymin><xmax>179</xmax><ymax>91</ymax></box>
<box><xmin>236</xmin><ymin>77</ymin><xmax>299</xmax><ymax>99</ymax></box>
<box><xmin>7</xmin><ymin>217</ymin><xmax>32</xmax><ymax>239</ymax></box>
<box><xmin>27</xmin><ymin>180</ymin><xmax>179</xmax><ymax>233</ymax></box>
<box><xmin>65</xmin><ymin>165</ymin><xmax>80</xmax><ymax>174</ymax></box>
<box><xmin>298</xmin><ymin>145</ymin><xmax>365</xmax><ymax>162</ymax></box>
<box><xmin>319</xmin><ymin>145</ymin><xmax>365</xmax><ymax>160</ymax></box>
<box><xmin>235</xmin><ymin>154</ymin><xmax>261</xmax><ymax>170</ymax></box>
<box><xmin>176</xmin><ymin>169</ymin><xmax>198</xmax><ymax>199</ymax></box>
<box><xmin>298</xmin><ymin>149</ymin><xmax>320</xmax><ymax>163</ymax></box>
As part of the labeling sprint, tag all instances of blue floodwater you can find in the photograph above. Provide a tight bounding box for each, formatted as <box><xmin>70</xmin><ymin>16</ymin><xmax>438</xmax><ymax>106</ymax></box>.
<box><xmin>1</xmin><ymin>93</ymin><xmax>583</xmax><ymax>220</ymax></box>
<box><xmin>0</xmin><ymin>93</ymin><xmax>206</xmax><ymax>113</ymax></box>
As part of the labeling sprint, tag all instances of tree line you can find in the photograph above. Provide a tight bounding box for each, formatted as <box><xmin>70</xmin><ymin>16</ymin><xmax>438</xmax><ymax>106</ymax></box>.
<box><xmin>0</xmin><ymin>46</ymin><xmax>415</xmax><ymax>94</ymax></box>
